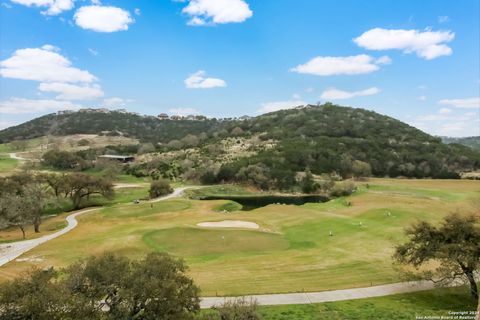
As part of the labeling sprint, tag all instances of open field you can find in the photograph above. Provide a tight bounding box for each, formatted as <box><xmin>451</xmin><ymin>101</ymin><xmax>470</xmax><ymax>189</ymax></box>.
<box><xmin>0</xmin><ymin>178</ymin><xmax>479</xmax><ymax>297</ymax></box>
<box><xmin>0</xmin><ymin>155</ymin><xmax>18</xmax><ymax>175</ymax></box>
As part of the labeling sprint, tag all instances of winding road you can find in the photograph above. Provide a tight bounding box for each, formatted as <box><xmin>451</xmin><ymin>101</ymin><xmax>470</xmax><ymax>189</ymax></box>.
<box><xmin>0</xmin><ymin>186</ymin><xmax>454</xmax><ymax>308</ymax></box>
<box><xmin>0</xmin><ymin>187</ymin><xmax>189</xmax><ymax>267</ymax></box>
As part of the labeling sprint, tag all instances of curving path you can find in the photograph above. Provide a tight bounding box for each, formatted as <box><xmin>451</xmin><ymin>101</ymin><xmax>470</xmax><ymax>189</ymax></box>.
<box><xmin>8</xmin><ymin>153</ymin><xmax>28</xmax><ymax>161</ymax></box>
<box><xmin>200</xmin><ymin>280</ymin><xmax>437</xmax><ymax>308</ymax></box>
<box><xmin>0</xmin><ymin>187</ymin><xmax>189</xmax><ymax>267</ymax></box>
<box><xmin>0</xmin><ymin>208</ymin><xmax>98</xmax><ymax>267</ymax></box>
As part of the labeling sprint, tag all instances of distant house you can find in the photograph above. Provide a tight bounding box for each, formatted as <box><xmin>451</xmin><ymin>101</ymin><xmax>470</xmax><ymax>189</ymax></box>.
<box><xmin>115</xmin><ymin>109</ymin><xmax>127</xmax><ymax>113</ymax></box>
<box><xmin>158</xmin><ymin>113</ymin><xmax>169</xmax><ymax>120</ymax></box>
<box><xmin>97</xmin><ymin>108</ymin><xmax>109</xmax><ymax>113</ymax></box>
<box><xmin>57</xmin><ymin>110</ymin><xmax>75</xmax><ymax>115</ymax></box>
<box><xmin>186</xmin><ymin>115</ymin><xmax>196</xmax><ymax>121</ymax></box>
<box><xmin>170</xmin><ymin>115</ymin><xmax>183</xmax><ymax>120</ymax></box>
<box><xmin>97</xmin><ymin>155</ymin><xmax>135</xmax><ymax>163</ymax></box>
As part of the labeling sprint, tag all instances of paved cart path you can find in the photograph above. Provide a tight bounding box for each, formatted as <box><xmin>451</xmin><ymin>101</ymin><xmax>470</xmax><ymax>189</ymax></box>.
<box><xmin>0</xmin><ymin>187</ymin><xmax>189</xmax><ymax>267</ymax></box>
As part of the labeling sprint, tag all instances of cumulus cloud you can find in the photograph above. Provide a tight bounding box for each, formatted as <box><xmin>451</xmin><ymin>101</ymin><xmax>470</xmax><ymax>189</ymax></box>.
<box><xmin>291</xmin><ymin>54</ymin><xmax>390</xmax><ymax>76</ymax></box>
<box><xmin>438</xmin><ymin>97</ymin><xmax>479</xmax><ymax>109</ymax></box>
<box><xmin>184</xmin><ymin>70</ymin><xmax>226</xmax><ymax>89</ymax></box>
<box><xmin>102</xmin><ymin>97</ymin><xmax>132</xmax><ymax>107</ymax></box>
<box><xmin>438</xmin><ymin>107</ymin><xmax>451</xmax><ymax>114</ymax></box>
<box><xmin>38</xmin><ymin>82</ymin><xmax>104</xmax><ymax>100</ymax></box>
<box><xmin>354</xmin><ymin>28</ymin><xmax>454</xmax><ymax>60</ymax></box>
<box><xmin>10</xmin><ymin>0</ymin><xmax>74</xmax><ymax>15</ymax></box>
<box><xmin>438</xmin><ymin>16</ymin><xmax>449</xmax><ymax>23</ymax></box>
<box><xmin>168</xmin><ymin>107</ymin><xmax>200</xmax><ymax>116</ymax></box>
<box><xmin>0</xmin><ymin>97</ymin><xmax>81</xmax><ymax>114</ymax></box>
<box><xmin>409</xmin><ymin>108</ymin><xmax>480</xmax><ymax>137</ymax></box>
<box><xmin>320</xmin><ymin>87</ymin><xmax>380</xmax><ymax>100</ymax></box>
<box><xmin>182</xmin><ymin>0</ymin><xmax>252</xmax><ymax>25</ymax></box>
<box><xmin>74</xmin><ymin>5</ymin><xmax>133</xmax><ymax>32</ymax></box>
<box><xmin>257</xmin><ymin>100</ymin><xmax>306</xmax><ymax>114</ymax></box>
<box><xmin>0</xmin><ymin>45</ymin><xmax>96</xmax><ymax>83</ymax></box>
<box><xmin>0</xmin><ymin>121</ymin><xmax>17</xmax><ymax>130</ymax></box>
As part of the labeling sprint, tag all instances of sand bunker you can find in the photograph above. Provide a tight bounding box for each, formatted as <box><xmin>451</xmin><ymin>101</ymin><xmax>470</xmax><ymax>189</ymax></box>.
<box><xmin>197</xmin><ymin>220</ymin><xmax>259</xmax><ymax>229</ymax></box>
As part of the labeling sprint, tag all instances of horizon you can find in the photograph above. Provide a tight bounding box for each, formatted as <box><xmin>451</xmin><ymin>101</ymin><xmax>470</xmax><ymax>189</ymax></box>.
<box><xmin>1</xmin><ymin>0</ymin><xmax>479</xmax><ymax>137</ymax></box>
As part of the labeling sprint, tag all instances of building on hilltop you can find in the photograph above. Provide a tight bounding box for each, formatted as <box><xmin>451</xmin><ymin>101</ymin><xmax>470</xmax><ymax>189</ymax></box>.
<box><xmin>57</xmin><ymin>110</ymin><xmax>75</xmax><ymax>115</ymax></box>
<box><xmin>158</xmin><ymin>113</ymin><xmax>169</xmax><ymax>120</ymax></box>
<box><xmin>97</xmin><ymin>155</ymin><xmax>135</xmax><ymax>163</ymax></box>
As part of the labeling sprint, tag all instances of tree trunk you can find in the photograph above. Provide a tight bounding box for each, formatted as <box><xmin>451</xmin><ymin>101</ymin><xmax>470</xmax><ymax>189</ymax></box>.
<box><xmin>466</xmin><ymin>270</ymin><xmax>479</xmax><ymax>301</ymax></box>
<box><xmin>20</xmin><ymin>226</ymin><xmax>25</xmax><ymax>240</ymax></box>
<box><xmin>33</xmin><ymin>215</ymin><xmax>41</xmax><ymax>233</ymax></box>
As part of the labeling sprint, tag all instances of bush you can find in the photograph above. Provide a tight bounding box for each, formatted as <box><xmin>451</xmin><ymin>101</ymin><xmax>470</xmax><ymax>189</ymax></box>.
<box><xmin>330</xmin><ymin>181</ymin><xmax>356</xmax><ymax>197</ymax></box>
<box><xmin>149</xmin><ymin>179</ymin><xmax>173</xmax><ymax>199</ymax></box>
<box><xmin>201</xmin><ymin>298</ymin><xmax>261</xmax><ymax>320</ymax></box>
<box><xmin>0</xmin><ymin>252</ymin><xmax>200</xmax><ymax>320</ymax></box>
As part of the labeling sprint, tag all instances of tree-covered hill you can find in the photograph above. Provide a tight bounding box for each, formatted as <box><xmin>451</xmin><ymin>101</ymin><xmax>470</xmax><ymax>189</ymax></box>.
<box><xmin>441</xmin><ymin>136</ymin><xmax>480</xmax><ymax>151</ymax></box>
<box><xmin>1</xmin><ymin>104</ymin><xmax>479</xmax><ymax>182</ymax></box>
<box><xmin>0</xmin><ymin>110</ymin><xmax>226</xmax><ymax>144</ymax></box>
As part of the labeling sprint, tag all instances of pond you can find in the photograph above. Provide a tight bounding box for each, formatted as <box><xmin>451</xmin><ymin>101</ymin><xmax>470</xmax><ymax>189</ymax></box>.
<box><xmin>197</xmin><ymin>195</ymin><xmax>329</xmax><ymax>211</ymax></box>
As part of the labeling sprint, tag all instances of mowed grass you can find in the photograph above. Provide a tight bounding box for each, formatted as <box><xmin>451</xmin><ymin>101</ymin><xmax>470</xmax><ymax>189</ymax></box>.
<box><xmin>0</xmin><ymin>156</ymin><xmax>18</xmax><ymax>175</ymax></box>
<box><xmin>0</xmin><ymin>178</ymin><xmax>479</xmax><ymax>296</ymax></box>
<box><xmin>255</xmin><ymin>286</ymin><xmax>476</xmax><ymax>320</ymax></box>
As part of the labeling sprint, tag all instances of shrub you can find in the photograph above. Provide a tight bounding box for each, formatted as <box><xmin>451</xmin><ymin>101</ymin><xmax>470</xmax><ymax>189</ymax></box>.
<box><xmin>149</xmin><ymin>179</ymin><xmax>173</xmax><ymax>199</ymax></box>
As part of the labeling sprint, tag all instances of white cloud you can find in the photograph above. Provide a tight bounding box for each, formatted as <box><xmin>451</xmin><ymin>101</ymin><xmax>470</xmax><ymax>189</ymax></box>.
<box><xmin>438</xmin><ymin>16</ymin><xmax>449</xmax><ymax>23</ymax></box>
<box><xmin>10</xmin><ymin>0</ymin><xmax>74</xmax><ymax>15</ymax></box>
<box><xmin>258</xmin><ymin>100</ymin><xmax>306</xmax><ymax>114</ymax></box>
<box><xmin>438</xmin><ymin>107</ymin><xmax>451</xmax><ymax>114</ymax></box>
<box><xmin>291</xmin><ymin>54</ymin><xmax>389</xmax><ymax>76</ymax></box>
<box><xmin>74</xmin><ymin>5</ymin><xmax>133</xmax><ymax>32</ymax></box>
<box><xmin>320</xmin><ymin>87</ymin><xmax>380</xmax><ymax>100</ymax></box>
<box><xmin>88</xmin><ymin>48</ymin><xmax>98</xmax><ymax>56</ymax></box>
<box><xmin>168</xmin><ymin>107</ymin><xmax>200</xmax><ymax>116</ymax></box>
<box><xmin>0</xmin><ymin>45</ymin><xmax>96</xmax><ymax>83</ymax></box>
<box><xmin>410</xmin><ymin>108</ymin><xmax>480</xmax><ymax>137</ymax></box>
<box><xmin>185</xmin><ymin>70</ymin><xmax>226</xmax><ymax>89</ymax></box>
<box><xmin>0</xmin><ymin>97</ymin><xmax>81</xmax><ymax>114</ymax></box>
<box><xmin>39</xmin><ymin>82</ymin><xmax>104</xmax><ymax>100</ymax></box>
<box><xmin>182</xmin><ymin>0</ymin><xmax>252</xmax><ymax>25</ymax></box>
<box><xmin>0</xmin><ymin>121</ymin><xmax>17</xmax><ymax>130</ymax></box>
<box><xmin>134</xmin><ymin>8</ymin><xmax>140</xmax><ymax>15</ymax></box>
<box><xmin>102</xmin><ymin>97</ymin><xmax>131</xmax><ymax>107</ymax></box>
<box><xmin>438</xmin><ymin>97</ymin><xmax>479</xmax><ymax>109</ymax></box>
<box><xmin>418</xmin><ymin>95</ymin><xmax>427</xmax><ymax>101</ymax></box>
<box><xmin>354</xmin><ymin>28</ymin><xmax>454</xmax><ymax>60</ymax></box>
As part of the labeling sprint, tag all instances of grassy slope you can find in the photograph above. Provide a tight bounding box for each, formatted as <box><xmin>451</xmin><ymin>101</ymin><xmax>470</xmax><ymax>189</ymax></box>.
<box><xmin>0</xmin><ymin>178</ymin><xmax>478</xmax><ymax>297</ymax></box>
<box><xmin>257</xmin><ymin>286</ymin><xmax>476</xmax><ymax>320</ymax></box>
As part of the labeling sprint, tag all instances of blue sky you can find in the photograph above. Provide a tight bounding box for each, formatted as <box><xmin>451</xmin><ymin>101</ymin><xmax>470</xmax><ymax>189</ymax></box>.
<box><xmin>0</xmin><ymin>0</ymin><xmax>479</xmax><ymax>136</ymax></box>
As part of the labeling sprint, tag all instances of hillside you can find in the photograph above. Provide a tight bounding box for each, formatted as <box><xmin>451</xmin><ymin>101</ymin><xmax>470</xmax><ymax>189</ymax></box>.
<box><xmin>1</xmin><ymin>104</ymin><xmax>479</xmax><ymax>185</ymax></box>
<box><xmin>441</xmin><ymin>136</ymin><xmax>480</xmax><ymax>151</ymax></box>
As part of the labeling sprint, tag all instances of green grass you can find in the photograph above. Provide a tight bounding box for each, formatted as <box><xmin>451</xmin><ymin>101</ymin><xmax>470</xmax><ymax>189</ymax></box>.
<box><xmin>143</xmin><ymin>227</ymin><xmax>289</xmax><ymax>262</ymax></box>
<box><xmin>0</xmin><ymin>156</ymin><xmax>18</xmax><ymax>174</ymax></box>
<box><xmin>186</xmin><ymin>185</ymin><xmax>254</xmax><ymax>198</ymax></box>
<box><xmin>256</xmin><ymin>286</ymin><xmax>476</xmax><ymax>320</ymax></box>
<box><xmin>1</xmin><ymin>179</ymin><xmax>478</xmax><ymax>296</ymax></box>
<box><xmin>0</xmin><ymin>144</ymin><xmax>14</xmax><ymax>153</ymax></box>
<box><xmin>213</xmin><ymin>200</ymin><xmax>243</xmax><ymax>212</ymax></box>
<box><xmin>101</xmin><ymin>199</ymin><xmax>191</xmax><ymax>218</ymax></box>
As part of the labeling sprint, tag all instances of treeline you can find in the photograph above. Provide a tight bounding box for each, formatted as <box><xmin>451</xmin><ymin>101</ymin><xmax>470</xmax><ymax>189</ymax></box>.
<box><xmin>0</xmin><ymin>251</ymin><xmax>262</xmax><ymax>320</ymax></box>
<box><xmin>0</xmin><ymin>111</ymin><xmax>228</xmax><ymax>145</ymax></box>
<box><xmin>0</xmin><ymin>173</ymin><xmax>114</xmax><ymax>238</ymax></box>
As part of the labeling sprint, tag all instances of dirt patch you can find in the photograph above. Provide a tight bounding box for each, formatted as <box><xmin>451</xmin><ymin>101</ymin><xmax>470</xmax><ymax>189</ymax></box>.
<box><xmin>196</xmin><ymin>220</ymin><xmax>259</xmax><ymax>229</ymax></box>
